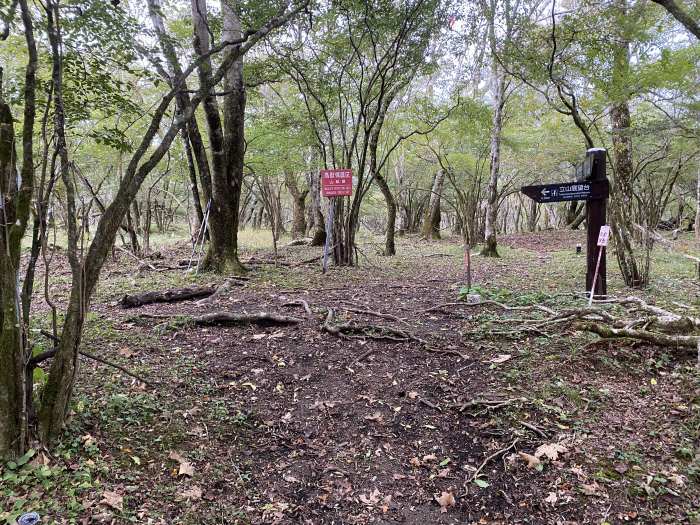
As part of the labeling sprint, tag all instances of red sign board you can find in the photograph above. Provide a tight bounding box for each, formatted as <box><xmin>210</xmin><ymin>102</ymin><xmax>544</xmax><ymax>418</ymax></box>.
<box><xmin>321</xmin><ymin>169</ymin><xmax>353</xmax><ymax>197</ymax></box>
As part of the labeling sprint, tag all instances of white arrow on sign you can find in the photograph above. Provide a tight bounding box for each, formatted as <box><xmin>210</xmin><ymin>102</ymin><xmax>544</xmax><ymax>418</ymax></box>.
<box><xmin>541</xmin><ymin>189</ymin><xmax>550</xmax><ymax>196</ymax></box>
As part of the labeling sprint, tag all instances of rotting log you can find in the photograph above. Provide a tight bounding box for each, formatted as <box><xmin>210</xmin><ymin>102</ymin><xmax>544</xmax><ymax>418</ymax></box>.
<box><xmin>119</xmin><ymin>286</ymin><xmax>216</xmax><ymax>308</ymax></box>
<box><xmin>160</xmin><ymin>311</ymin><xmax>303</xmax><ymax>330</ymax></box>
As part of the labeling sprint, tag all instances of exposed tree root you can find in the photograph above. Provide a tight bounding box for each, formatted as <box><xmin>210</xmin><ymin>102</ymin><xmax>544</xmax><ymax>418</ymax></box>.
<box><xmin>281</xmin><ymin>299</ymin><xmax>313</xmax><ymax>316</ymax></box>
<box><xmin>322</xmin><ymin>308</ymin><xmax>416</xmax><ymax>342</ymax></box>
<box><xmin>454</xmin><ymin>294</ymin><xmax>700</xmax><ymax>356</ymax></box>
<box><xmin>575</xmin><ymin>321</ymin><xmax>699</xmax><ymax>349</ymax></box>
<box><xmin>195</xmin><ymin>279</ymin><xmax>247</xmax><ymax>305</ymax></box>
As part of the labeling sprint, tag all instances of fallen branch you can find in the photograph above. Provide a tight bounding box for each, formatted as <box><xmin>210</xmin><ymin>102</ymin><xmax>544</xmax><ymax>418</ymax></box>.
<box><xmin>458</xmin><ymin>397</ymin><xmax>524</xmax><ymax>415</ymax></box>
<box><xmin>119</xmin><ymin>285</ymin><xmax>217</xmax><ymax>308</ymax></box>
<box><xmin>34</xmin><ymin>330</ymin><xmax>153</xmax><ymax>386</ymax></box>
<box><xmin>520</xmin><ymin>420</ymin><xmax>549</xmax><ymax>438</ymax></box>
<box><xmin>282</xmin><ymin>299</ymin><xmax>313</xmax><ymax>316</ymax></box>
<box><xmin>166</xmin><ymin>311</ymin><xmax>303</xmax><ymax>329</ymax></box>
<box><xmin>463</xmin><ymin>439</ymin><xmax>519</xmax><ymax>492</ymax></box>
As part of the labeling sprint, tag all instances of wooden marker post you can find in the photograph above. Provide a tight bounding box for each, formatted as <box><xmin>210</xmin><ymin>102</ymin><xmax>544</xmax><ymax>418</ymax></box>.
<box><xmin>585</xmin><ymin>148</ymin><xmax>608</xmax><ymax>299</ymax></box>
<box><xmin>521</xmin><ymin>148</ymin><xmax>609</xmax><ymax>298</ymax></box>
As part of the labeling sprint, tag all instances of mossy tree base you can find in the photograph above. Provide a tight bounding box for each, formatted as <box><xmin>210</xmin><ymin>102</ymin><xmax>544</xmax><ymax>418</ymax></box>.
<box><xmin>480</xmin><ymin>237</ymin><xmax>500</xmax><ymax>258</ymax></box>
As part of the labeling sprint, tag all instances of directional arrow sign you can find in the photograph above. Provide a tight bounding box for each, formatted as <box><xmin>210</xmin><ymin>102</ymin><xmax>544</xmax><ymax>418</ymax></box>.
<box><xmin>521</xmin><ymin>180</ymin><xmax>609</xmax><ymax>204</ymax></box>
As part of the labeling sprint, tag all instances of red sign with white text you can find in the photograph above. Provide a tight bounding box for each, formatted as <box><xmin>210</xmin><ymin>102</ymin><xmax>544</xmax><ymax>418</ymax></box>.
<box><xmin>321</xmin><ymin>169</ymin><xmax>353</xmax><ymax>197</ymax></box>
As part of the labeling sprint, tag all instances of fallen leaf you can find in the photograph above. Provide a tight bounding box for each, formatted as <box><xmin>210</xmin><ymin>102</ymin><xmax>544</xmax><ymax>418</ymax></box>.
<box><xmin>359</xmin><ymin>488</ymin><xmax>382</xmax><ymax>506</ymax></box>
<box><xmin>544</xmin><ymin>492</ymin><xmax>558</xmax><ymax>504</ymax></box>
<box><xmin>118</xmin><ymin>348</ymin><xmax>135</xmax><ymax>358</ymax></box>
<box><xmin>407</xmin><ymin>391</ymin><xmax>419</xmax><ymax>399</ymax></box>
<box><xmin>283</xmin><ymin>474</ymin><xmax>299</xmax><ymax>483</ymax></box>
<box><xmin>535</xmin><ymin>442</ymin><xmax>567</xmax><ymax>461</ymax></box>
<box><xmin>490</xmin><ymin>354</ymin><xmax>512</xmax><ymax>364</ymax></box>
<box><xmin>613</xmin><ymin>463</ymin><xmax>628</xmax><ymax>475</ymax></box>
<box><xmin>179</xmin><ymin>462</ymin><xmax>195</xmax><ymax>477</ymax></box>
<box><xmin>100</xmin><ymin>491</ymin><xmax>123</xmax><ymax>511</ymax></box>
<box><xmin>437</xmin><ymin>467</ymin><xmax>450</xmax><ymax>478</ymax></box>
<box><xmin>435</xmin><ymin>491</ymin><xmax>455</xmax><ymax>513</ymax></box>
<box><xmin>518</xmin><ymin>451</ymin><xmax>541</xmax><ymax>469</ymax></box>
<box><xmin>364</xmin><ymin>411</ymin><xmax>384</xmax><ymax>423</ymax></box>
<box><xmin>570</xmin><ymin>465</ymin><xmax>586</xmax><ymax>478</ymax></box>
<box><xmin>409</xmin><ymin>457</ymin><xmax>421</xmax><ymax>467</ymax></box>
<box><xmin>178</xmin><ymin>485</ymin><xmax>202</xmax><ymax>501</ymax></box>
<box><xmin>252</xmin><ymin>334</ymin><xmax>267</xmax><ymax>340</ymax></box>
<box><xmin>311</xmin><ymin>400</ymin><xmax>337</xmax><ymax>410</ymax></box>
<box><xmin>169</xmin><ymin>451</ymin><xmax>186</xmax><ymax>464</ymax></box>
<box><xmin>580</xmin><ymin>482</ymin><xmax>600</xmax><ymax>496</ymax></box>
<box><xmin>422</xmin><ymin>453</ymin><xmax>438</xmax><ymax>462</ymax></box>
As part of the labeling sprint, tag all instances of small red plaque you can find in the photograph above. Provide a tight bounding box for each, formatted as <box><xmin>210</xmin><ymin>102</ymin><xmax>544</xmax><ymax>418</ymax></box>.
<box><xmin>321</xmin><ymin>169</ymin><xmax>353</xmax><ymax>197</ymax></box>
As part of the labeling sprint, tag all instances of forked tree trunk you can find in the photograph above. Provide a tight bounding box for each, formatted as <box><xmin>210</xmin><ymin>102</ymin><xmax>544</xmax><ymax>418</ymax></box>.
<box><xmin>422</xmin><ymin>170</ymin><xmax>444</xmax><ymax>240</ymax></box>
<box><xmin>194</xmin><ymin>0</ymin><xmax>246</xmax><ymax>274</ymax></box>
<box><xmin>481</xmin><ymin>73</ymin><xmax>506</xmax><ymax>257</ymax></box>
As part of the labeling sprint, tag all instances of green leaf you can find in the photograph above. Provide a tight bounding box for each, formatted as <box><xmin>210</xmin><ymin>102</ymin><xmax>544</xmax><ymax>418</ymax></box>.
<box><xmin>15</xmin><ymin>449</ymin><xmax>35</xmax><ymax>467</ymax></box>
<box><xmin>473</xmin><ymin>478</ymin><xmax>489</xmax><ymax>488</ymax></box>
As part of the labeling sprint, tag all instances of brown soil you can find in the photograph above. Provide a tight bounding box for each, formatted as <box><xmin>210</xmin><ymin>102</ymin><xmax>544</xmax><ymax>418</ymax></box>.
<box><xmin>4</xmin><ymin>233</ymin><xmax>699</xmax><ymax>525</ymax></box>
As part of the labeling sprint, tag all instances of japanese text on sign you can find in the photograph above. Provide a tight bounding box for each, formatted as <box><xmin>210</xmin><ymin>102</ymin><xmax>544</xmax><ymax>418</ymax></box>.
<box><xmin>597</xmin><ymin>225</ymin><xmax>610</xmax><ymax>247</ymax></box>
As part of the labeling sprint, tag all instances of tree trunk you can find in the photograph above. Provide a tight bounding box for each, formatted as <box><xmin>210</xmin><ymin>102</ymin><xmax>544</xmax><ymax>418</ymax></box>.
<box><xmin>565</xmin><ymin>201</ymin><xmax>584</xmax><ymax>229</ymax></box>
<box><xmin>308</xmin><ymin>169</ymin><xmax>326</xmax><ymax>246</ymax></box>
<box><xmin>375</xmin><ymin>172</ymin><xmax>396</xmax><ymax>255</ymax></box>
<box><xmin>695</xmin><ymin>168</ymin><xmax>700</xmax><ymax>241</ymax></box>
<box><xmin>0</xmin><ymin>95</ymin><xmax>30</xmax><ymax>460</ymax></box>
<box><xmin>194</xmin><ymin>0</ymin><xmax>245</xmax><ymax>274</ymax></box>
<box><xmin>422</xmin><ymin>170</ymin><xmax>445</xmax><ymax>240</ymax></box>
<box><xmin>609</xmin><ymin>1</ymin><xmax>649</xmax><ymax>288</ymax></box>
<box><xmin>284</xmin><ymin>171</ymin><xmax>308</xmax><ymax>239</ymax></box>
<box><xmin>182</xmin><ymin>128</ymin><xmax>204</xmax><ymax>233</ymax></box>
<box><xmin>481</xmin><ymin>72</ymin><xmax>506</xmax><ymax>257</ymax></box>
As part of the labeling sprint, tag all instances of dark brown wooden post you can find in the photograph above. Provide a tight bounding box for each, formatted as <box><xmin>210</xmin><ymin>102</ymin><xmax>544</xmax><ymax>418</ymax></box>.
<box><xmin>585</xmin><ymin>148</ymin><xmax>607</xmax><ymax>298</ymax></box>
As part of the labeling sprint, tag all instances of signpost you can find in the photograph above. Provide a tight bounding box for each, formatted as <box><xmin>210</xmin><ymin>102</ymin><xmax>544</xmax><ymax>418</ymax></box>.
<box><xmin>521</xmin><ymin>148</ymin><xmax>609</xmax><ymax>299</ymax></box>
<box><xmin>521</xmin><ymin>180</ymin><xmax>609</xmax><ymax>204</ymax></box>
<box><xmin>320</xmin><ymin>169</ymin><xmax>353</xmax><ymax>273</ymax></box>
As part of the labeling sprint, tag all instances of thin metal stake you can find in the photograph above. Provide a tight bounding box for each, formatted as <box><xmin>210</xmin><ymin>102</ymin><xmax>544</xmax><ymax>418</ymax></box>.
<box><xmin>588</xmin><ymin>246</ymin><xmax>604</xmax><ymax>306</ymax></box>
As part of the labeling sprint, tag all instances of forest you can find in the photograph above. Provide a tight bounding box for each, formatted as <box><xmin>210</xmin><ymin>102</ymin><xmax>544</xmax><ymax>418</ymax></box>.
<box><xmin>0</xmin><ymin>0</ymin><xmax>698</xmax><ymax>523</ymax></box>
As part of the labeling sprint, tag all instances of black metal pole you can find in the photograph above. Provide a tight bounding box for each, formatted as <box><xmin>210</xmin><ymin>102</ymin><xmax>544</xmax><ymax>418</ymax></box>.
<box><xmin>585</xmin><ymin>148</ymin><xmax>607</xmax><ymax>298</ymax></box>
